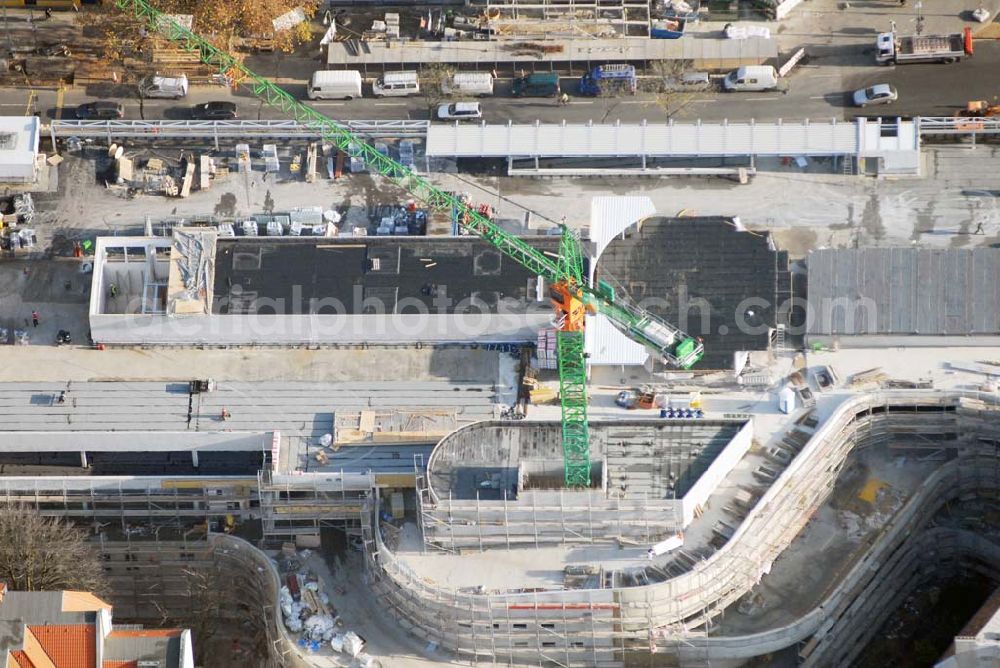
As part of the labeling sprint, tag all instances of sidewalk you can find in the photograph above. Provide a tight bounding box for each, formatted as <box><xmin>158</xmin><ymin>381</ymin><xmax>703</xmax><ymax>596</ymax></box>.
<box><xmin>695</xmin><ymin>0</ymin><xmax>1000</xmax><ymax>53</ymax></box>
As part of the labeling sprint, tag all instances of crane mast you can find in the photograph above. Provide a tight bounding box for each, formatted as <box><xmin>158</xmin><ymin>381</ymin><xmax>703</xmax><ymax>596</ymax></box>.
<box><xmin>115</xmin><ymin>0</ymin><xmax>704</xmax><ymax>486</ymax></box>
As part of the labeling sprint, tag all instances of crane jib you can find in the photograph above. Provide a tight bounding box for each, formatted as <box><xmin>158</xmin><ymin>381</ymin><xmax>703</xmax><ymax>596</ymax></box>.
<box><xmin>117</xmin><ymin>0</ymin><xmax>703</xmax><ymax>488</ymax></box>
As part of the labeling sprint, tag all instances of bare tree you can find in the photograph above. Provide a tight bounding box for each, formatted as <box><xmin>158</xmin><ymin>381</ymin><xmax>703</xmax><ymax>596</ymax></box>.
<box><xmin>643</xmin><ymin>59</ymin><xmax>701</xmax><ymax>119</ymax></box>
<box><xmin>419</xmin><ymin>64</ymin><xmax>458</xmax><ymax>119</ymax></box>
<box><xmin>180</xmin><ymin>566</ymin><xmax>225</xmax><ymax>665</ymax></box>
<box><xmin>586</xmin><ymin>62</ymin><xmax>696</xmax><ymax>123</ymax></box>
<box><xmin>0</xmin><ymin>505</ymin><xmax>108</xmax><ymax>596</ymax></box>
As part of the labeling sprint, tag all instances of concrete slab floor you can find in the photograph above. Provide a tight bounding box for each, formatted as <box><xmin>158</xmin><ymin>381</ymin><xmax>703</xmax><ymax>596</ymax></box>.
<box><xmin>27</xmin><ymin>146</ymin><xmax>1000</xmax><ymax>262</ymax></box>
<box><xmin>0</xmin><ymin>259</ymin><xmax>91</xmax><ymax>347</ymax></box>
<box><xmin>397</xmin><ymin>533</ymin><xmax>651</xmax><ymax>591</ymax></box>
<box><xmin>0</xmin><ymin>346</ymin><xmax>501</xmax><ymax>383</ymax></box>
<box><xmin>281</xmin><ymin>550</ymin><xmax>457</xmax><ymax>668</ymax></box>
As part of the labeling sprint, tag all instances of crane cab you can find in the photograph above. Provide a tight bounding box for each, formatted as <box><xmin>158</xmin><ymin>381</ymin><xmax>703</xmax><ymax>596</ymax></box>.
<box><xmin>550</xmin><ymin>283</ymin><xmax>592</xmax><ymax>332</ymax></box>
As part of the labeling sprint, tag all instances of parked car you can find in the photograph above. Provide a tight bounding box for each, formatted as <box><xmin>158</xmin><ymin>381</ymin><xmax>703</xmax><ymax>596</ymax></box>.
<box><xmin>722</xmin><ymin>65</ymin><xmax>778</xmax><ymax>92</ymax></box>
<box><xmin>308</xmin><ymin>70</ymin><xmax>362</xmax><ymax>100</ymax></box>
<box><xmin>191</xmin><ymin>101</ymin><xmax>238</xmax><ymax>119</ymax></box>
<box><xmin>75</xmin><ymin>101</ymin><xmax>124</xmax><ymax>120</ymax></box>
<box><xmin>437</xmin><ymin>101</ymin><xmax>482</xmax><ymax>121</ymax></box>
<box><xmin>139</xmin><ymin>74</ymin><xmax>188</xmax><ymax>99</ymax></box>
<box><xmin>512</xmin><ymin>72</ymin><xmax>560</xmax><ymax>97</ymax></box>
<box><xmin>853</xmin><ymin>84</ymin><xmax>897</xmax><ymax>107</ymax></box>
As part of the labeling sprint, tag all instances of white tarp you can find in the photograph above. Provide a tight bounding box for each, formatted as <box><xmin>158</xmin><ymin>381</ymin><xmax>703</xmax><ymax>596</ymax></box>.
<box><xmin>273</xmin><ymin>7</ymin><xmax>307</xmax><ymax>32</ymax></box>
<box><xmin>156</xmin><ymin>14</ymin><xmax>193</xmax><ymax>31</ymax></box>
<box><xmin>724</xmin><ymin>24</ymin><xmax>771</xmax><ymax>40</ymax></box>
<box><xmin>320</xmin><ymin>23</ymin><xmax>338</xmax><ymax>45</ymax></box>
<box><xmin>647</xmin><ymin>533</ymin><xmax>684</xmax><ymax>559</ymax></box>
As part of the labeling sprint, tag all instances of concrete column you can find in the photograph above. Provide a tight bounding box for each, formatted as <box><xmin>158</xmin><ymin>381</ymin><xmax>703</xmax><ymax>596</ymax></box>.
<box><xmin>192</xmin><ymin>450</ymin><xmax>199</xmax><ymax>468</ymax></box>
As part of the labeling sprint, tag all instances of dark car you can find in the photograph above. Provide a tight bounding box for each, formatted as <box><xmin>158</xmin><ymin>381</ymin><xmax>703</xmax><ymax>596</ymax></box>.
<box><xmin>191</xmin><ymin>101</ymin><xmax>238</xmax><ymax>120</ymax></box>
<box><xmin>75</xmin><ymin>101</ymin><xmax>124</xmax><ymax>120</ymax></box>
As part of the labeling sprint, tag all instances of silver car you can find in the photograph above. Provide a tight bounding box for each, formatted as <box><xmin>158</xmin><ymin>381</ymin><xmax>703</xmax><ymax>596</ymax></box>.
<box><xmin>853</xmin><ymin>84</ymin><xmax>898</xmax><ymax>107</ymax></box>
<box><xmin>436</xmin><ymin>102</ymin><xmax>482</xmax><ymax>121</ymax></box>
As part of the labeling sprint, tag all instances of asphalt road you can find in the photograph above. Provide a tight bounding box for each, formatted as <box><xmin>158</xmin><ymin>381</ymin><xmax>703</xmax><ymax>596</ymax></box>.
<box><xmin>10</xmin><ymin>41</ymin><xmax>1000</xmax><ymax>126</ymax></box>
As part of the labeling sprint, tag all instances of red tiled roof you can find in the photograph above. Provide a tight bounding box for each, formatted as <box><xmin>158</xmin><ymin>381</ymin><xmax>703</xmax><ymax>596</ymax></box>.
<box><xmin>26</xmin><ymin>625</ymin><xmax>95</xmax><ymax>668</ymax></box>
<box><xmin>102</xmin><ymin>662</ymin><xmax>137</xmax><ymax>668</ymax></box>
<box><xmin>9</xmin><ymin>651</ymin><xmax>35</xmax><ymax>668</ymax></box>
<box><xmin>107</xmin><ymin>629</ymin><xmax>180</xmax><ymax>639</ymax></box>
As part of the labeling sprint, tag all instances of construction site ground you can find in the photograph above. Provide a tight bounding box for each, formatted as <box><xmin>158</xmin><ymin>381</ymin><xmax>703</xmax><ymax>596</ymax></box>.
<box><xmin>26</xmin><ymin>145</ymin><xmax>1000</xmax><ymax>266</ymax></box>
<box><xmin>715</xmin><ymin>444</ymin><xmax>941</xmax><ymax>635</ymax></box>
<box><xmin>389</xmin><ymin>344</ymin><xmax>999</xmax><ymax>640</ymax></box>
<box><xmin>279</xmin><ymin>549</ymin><xmax>452</xmax><ymax>668</ymax></box>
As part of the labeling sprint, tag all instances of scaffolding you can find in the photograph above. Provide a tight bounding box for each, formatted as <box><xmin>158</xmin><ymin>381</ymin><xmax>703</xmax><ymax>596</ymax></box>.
<box><xmin>362</xmin><ymin>391</ymin><xmax>1000</xmax><ymax>666</ymax></box>
<box><xmin>257</xmin><ymin>469</ymin><xmax>373</xmax><ymax>545</ymax></box>
<box><xmin>96</xmin><ymin>533</ymin><xmax>302</xmax><ymax>668</ymax></box>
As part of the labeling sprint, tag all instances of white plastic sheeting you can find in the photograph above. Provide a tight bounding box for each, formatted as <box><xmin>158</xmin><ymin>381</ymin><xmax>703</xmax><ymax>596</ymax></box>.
<box><xmin>584</xmin><ymin>313</ymin><xmax>649</xmax><ymax>367</ymax></box>
<box><xmin>585</xmin><ymin>196</ymin><xmax>657</xmax><ymax>367</ymax></box>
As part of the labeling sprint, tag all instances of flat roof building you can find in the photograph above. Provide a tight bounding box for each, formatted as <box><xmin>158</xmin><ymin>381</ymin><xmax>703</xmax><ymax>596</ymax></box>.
<box><xmin>90</xmin><ymin>232</ymin><xmax>558</xmax><ymax>347</ymax></box>
<box><xmin>806</xmin><ymin>248</ymin><xmax>1000</xmax><ymax>346</ymax></box>
<box><xmin>0</xmin><ymin>116</ymin><xmax>41</xmax><ymax>184</ymax></box>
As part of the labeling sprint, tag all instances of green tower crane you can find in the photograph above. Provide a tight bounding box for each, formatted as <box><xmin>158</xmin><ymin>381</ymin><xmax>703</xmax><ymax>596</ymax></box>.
<box><xmin>114</xmin><ymin>0</ymin><xmax>704</xmax><ymax>487</ymax></box>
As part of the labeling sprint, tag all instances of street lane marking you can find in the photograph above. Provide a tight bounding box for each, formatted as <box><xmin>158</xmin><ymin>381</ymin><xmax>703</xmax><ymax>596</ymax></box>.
<box><xmin>55</xmin><ymin>85</ymin><xmax>65</xmax><ymax>120</ymax></box>
<box><xmin>809</xmin><ymin>96</ymin><xmax>828</xmax><ymax>100</ymax></box>
<box><xmin>309</xmin><ymin>102</ymin><xmax>346</xmax><ymax>106</ymax></box>
<box><xmin>374</xmin><ymin>102</ymin><xmax>407</xmax><ymax>107</ymax></box>
<box><xmin>568</xmin><ymin>101</ymin><xmax>592</xmax><ymax>105</ymax></box>
<box><xmin>745</xmin><ymin>96</ymin><xmax>781</xmax><ymax>101</ymax></box>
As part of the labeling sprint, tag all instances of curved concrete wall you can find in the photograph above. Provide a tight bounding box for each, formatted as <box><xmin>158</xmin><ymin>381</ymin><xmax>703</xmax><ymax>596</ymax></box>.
<box><xmin>364</xmin><ymin>392</ymin><xmax>999</xmax><ymax>667</ymax></box>
<box><xmin>208</xmin><ymin>534</ymin><xmax>310</xmax><ymax>668</ymax></box>
<box><xmin>807</xmin><ymin>526</ymin><xmax>1000</xmax><ymax>667</ymax></box>
<box><xmin>675</xmin><ymin>455</ymin><xmax>1000</xmax><ymax>663</ymax></box>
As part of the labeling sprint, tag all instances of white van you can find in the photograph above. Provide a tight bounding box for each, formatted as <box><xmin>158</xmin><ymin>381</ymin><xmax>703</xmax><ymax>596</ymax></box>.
<box><xmin>723</xmin><ymin>65</ymin><xmax>778</xmax><ymax>92</ymax></box>
<box><xmin>308</xmin><ymin>70</ymin><xmax>362</xmax><ymax>100</ymax></box>
<box><xmin>442</xmin><ymin>72</ymin><xmax>494</xmax><ymax>97</ymax></box>
<box><xmin>372</xmin><ymin>71</ymin><xmax>420</xmax><ymax>98</ymax></box>
<box><xmin>140</xmin><ymin>74</ymin><xmax>189</xmax><ymax>99</ymax></box>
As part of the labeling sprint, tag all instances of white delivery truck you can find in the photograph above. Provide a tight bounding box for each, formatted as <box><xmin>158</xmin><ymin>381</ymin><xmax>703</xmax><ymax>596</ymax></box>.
<box><xmin>372</xmin><ymin>71</ymin><xmax>420</xmax><ymax>97</ymax></box>
<box><xmin>442</xmin><ymin>72</ymin><xmax>495</xmax><ymax>97</ymax></box>
<box><xmin>722</xmin><ymin>65</ymin><xmax>778</xmax><ymax>92</ymax></box>
<box><xmin>308</xmin><ymin>70</ymin><xmax>363</xmax><ymax>100</ymax></box>
<box><xmin>140</xmin><ymin>74</ymin><xmax>189</xmax><ymax>99</ymax></box>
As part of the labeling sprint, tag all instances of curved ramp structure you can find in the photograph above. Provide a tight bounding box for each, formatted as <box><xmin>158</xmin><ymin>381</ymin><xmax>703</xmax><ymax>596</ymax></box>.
<box><xmin>361</xmin><ymin>391</ymin><xmax>999</xmax><ymax>666</ymax></box>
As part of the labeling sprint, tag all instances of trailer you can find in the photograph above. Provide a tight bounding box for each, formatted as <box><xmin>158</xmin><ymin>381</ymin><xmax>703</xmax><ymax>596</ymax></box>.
<box><xmin>875</xmin><ymin>27</ymin><xmax>973</xmax><ymax>64</ymax></box>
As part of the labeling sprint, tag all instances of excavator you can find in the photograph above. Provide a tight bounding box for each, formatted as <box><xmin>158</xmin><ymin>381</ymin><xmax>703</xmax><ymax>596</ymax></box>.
<box><xmin>957</xmin><ymin>99</ymin><xmax>1000</xmax><ymax>117</ymax></box>
<box><xmin>113</xmin><ymin>0</ymin><xmax>705</xmax><ymax>487</ymax></box>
